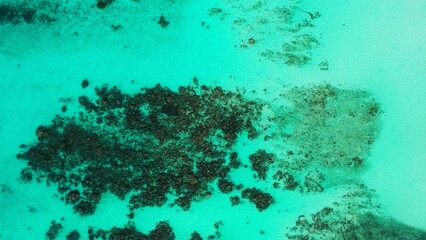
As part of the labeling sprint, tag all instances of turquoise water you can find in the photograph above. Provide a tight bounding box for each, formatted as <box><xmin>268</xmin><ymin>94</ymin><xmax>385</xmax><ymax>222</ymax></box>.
<box><xmin>1</xmin><ymin>0</ymin><xmax>426</xmax><ymax>239</ymax></box>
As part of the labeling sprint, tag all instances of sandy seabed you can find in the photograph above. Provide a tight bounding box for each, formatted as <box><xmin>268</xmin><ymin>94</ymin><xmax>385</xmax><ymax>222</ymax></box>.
<box><xmin>1</xmin><ymin>0</ymin><xmax>426</xmax><ymax>239</ymax></box>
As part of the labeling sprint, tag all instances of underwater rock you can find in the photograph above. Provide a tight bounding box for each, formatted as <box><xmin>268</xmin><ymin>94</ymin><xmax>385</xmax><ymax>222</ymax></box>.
<box><xmin>81</xmin><ymin>79</ymin><xmax>89</xmax><ymax>88</ymax></box>
<box><xmin>277</xmin><ymin>84</ymin><xmax>382</xmax><ymax>171</ymax></box>
<box><xmin>92</xmin><ymin>221</ymin><xmax>175</xmax><ymax>240</ymax></box>
<box><xmin>46</xmin><ymin>221</ymin><xmax>62</xmax><ymax>240</ymax></box>
<box><xmin>0</xmin><ymin>2</ymin><xmax>56</xmax><ymax>25</ymax></box>
<box><xmin>230</xmin><ymin>195</ymin><xmax>241</xmax><ymax>206</ymax></box>
<box><xmin>217</xmin><ymin>178</ymin><xmax>235</xmax><ymax>193</ymax></box>
<box><xmin>0</xmin><ymin>184</ymin><xmax>12</xmax><ymax>194</ymax></box>
<box><xmin>249</xmin><ymin>150</ymin><xmax>275</xmax><ymax>180</ymax></box>
<box><xmin>20</xmin><ymin>168</ymin><xmax>33</xmax><ymax>182</ymax></box>
<box><xmin>0</xmin><ymin>3</ymin><xmax>36</xmax><ymax>24</ymax></box>
<box><xmin>66</xmin><ymin>230</ymin><xmax>80</xmax><ymax>240</ymax></box>
<box><xmin>241</xmin><ymin>188</ymin><xmax>274</xmax><ymax>212</ymax></box>
<box><xmin>273</xmin><ymin>171</ymin><xmax>299</xmax><ymax>190</ymax></box>
<box><xmin>73</xmin><ymin>200</ymin><xmax>96</xmax><ymax>216</ymax></box>
<box><xmin>17</xmin><ymin>83</ymin><xmax>263</xmax><ymax>214</ymax></box>
<box><xmin>319</xmin><ymin>59</ymin><xmax>329</xmax><ymax>70</ymax></box>
<box><xmin>158</xmin><ymin>15</ymin><xmax>169</xmax><ymax>28</ymax></box>
<box><xmin>304</xmin><ymin>170</ymin><xmax>324</xmax><ymax>192</ymax></box>
<box><xmin>248</xmin><ymin>37</ymin><xmax>256</xmax><ymax>45</ymax></box>
<box><xmin>190</xmin><ymin>231</ymin><xmax>203</xmax><ymax>240</ymax></box>
<box><xmin>228</xmin><ymin>152</ymin><xmax>241</xmax><ymax>169</ymax></box>
<box><xmin>66</xmin><ymin>190</ymin><xmax>80</xmax><ymax>204</ymax></box>
<box><xmin>287</xmin><ymin>209</ymin><xmax>426</xmax><ymax>240</ymax></box>
<box><xmin>96</xmin><ymin>0</ymin><xmax>115</xmax><ymax>9</ymax></box>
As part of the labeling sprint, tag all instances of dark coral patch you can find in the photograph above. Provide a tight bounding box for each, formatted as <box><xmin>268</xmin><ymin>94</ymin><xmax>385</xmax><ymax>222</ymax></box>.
<box><xmin>17</xmin><ymin>84</ymin><xmax>263</xmax><ymax>214</ymax></box>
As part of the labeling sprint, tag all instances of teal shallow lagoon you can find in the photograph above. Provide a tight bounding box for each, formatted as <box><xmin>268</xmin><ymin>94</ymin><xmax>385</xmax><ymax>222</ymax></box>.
<box><xmin>1</xmin><ymin>0</ymin><xmax>426</xmax><ymax>239</ymax></box>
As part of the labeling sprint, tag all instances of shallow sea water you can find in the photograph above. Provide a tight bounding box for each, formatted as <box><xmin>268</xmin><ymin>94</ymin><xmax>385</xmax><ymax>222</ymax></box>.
<box><xmin>1</xmin><ymin>0</ymin><xmax>426</xmax><ymax>239</ymax></box>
